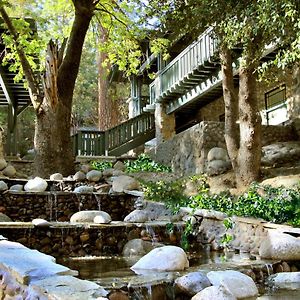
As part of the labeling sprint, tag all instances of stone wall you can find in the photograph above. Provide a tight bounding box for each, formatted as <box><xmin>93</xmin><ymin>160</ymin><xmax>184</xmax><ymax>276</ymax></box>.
<box><xmin>0</xmin><ymin>221</ymin><xmax>183</xmax><ymax>258</ymax></box>
<box><xmin>151</xmin><ymin>121</ymin><xmax>297</xmax><ymax>175</ymax></box>
<box><xmin>0</xmin><ymin>190</ymin><xmax>135</xmax><ymax>222</ymax></box>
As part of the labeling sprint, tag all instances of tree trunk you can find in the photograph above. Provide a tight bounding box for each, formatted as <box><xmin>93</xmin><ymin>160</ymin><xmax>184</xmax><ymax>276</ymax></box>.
<box><xmin>98</xmin><ymin>25</ymin><xmax>120</xmax><ymax>131</ymax></box>
<box><xmin>220</xmin><ymin>47</ymin><xmax>239</xmax><ymax>171</ymax></box>
<box><xmin>237</xmin><ymin>60</ymin><xmax>262</xmax><ymax>186</ymax></box>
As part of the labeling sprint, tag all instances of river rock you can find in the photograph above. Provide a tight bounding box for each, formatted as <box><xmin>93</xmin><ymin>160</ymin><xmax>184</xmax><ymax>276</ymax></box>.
<box><xmin>0</xmin><ymin>213</ymin><xmax>12</xmax><ymax>222</ymax></box>
<box><xmin>0</xmin><ymin>158</ymin><xmax>7</xmax><ymax>170</ymax></box>
<box><xmin>191</xmin><ymin>286</ymin><xmax>236</xmax><ymax>300</ymax></box>
<box><xmin>73</xmin><ymin>185</ymin><xmax>94</xmax><ymax>193</ymax></box>
<box><xmin>207</xmin><ymin>270</ymin><xmax>258</xmax><ymax>299</ymax></box>
<box><xmin>9</xmin><ymin>184</ymin><xmax>23</xmax><ymax>192</ymax></box>
<box><xmin>124</xmin><ymin>210</ymin><xmax>149</xmax><ymax>223</ymax></box>
<box><xmin>50</xmin><ymin>173</ymin><xmax>63</xmax><ymax>181</ymax></box>
<box><xmin>112</xmin><ymin>175</ymin><xmax>140</xmax><ymax>193</ymax></box>
<box><xmin>259</xmin><ymin>230</ymin><xmax>300</xmax><ymax>260</ymax></box>
<box><xmin>93</xmin><ymin>211</ymin><xmax>112</xmax><ymax>224</ymax></box>
<box><xmin>175</xmin><ymin>272</ymin><xmax>211</xmax><ymax>296</ymax></box>
<box><xmin>206</xmin><ymin>160</ymin><xmax>231</xmax><ymax>176</ymax></box>
<box><xmin>0</xmin><ymin>180</ymin><xmax>8</xmax><ymax>191</ymax></box>
<box><xmin>131</xmin><ymin>245</ymin><xmax>189</xmax><ymax>273</ymax></box>
<box><xmin>2</xmin><ymin>165</ymin><xmax>16</xmax><ymax>177</ymax></box>
<box><xmin>122</xmin><ymin>239</ymin><xmax>163</xmax><ymax>257</ymax></box>
<box><xmin>267</xmin><ymin>272</ymin><xmax>300</xmax><ymax>290</ymax></box>
<box><xmin>86</xmin><ymin>170</ymin><xmax>102</xmax><ymax>182</ymax></box>
<box><xmin>24</xmin><ymin>177</ymin><xmax>48</xmax><ymax>192</ymax></box>
<box><xmin>73</xmin><ymin>171</ymin><xmax>86</xmax><ymax>181</ymax></box>
<box><xmin>80</xmin><ymin>164</ymin><xmax>92</xmax><ymax>174</ymax></box>
<box><xmin>70</xmin><ymin>210</ymin><xmax>111</xmax><ymax>223</ymax></box>
<box><xmin>32</xmin><ymin>218</ymin><xmax>50</xmax><ymax>227</ymax></box>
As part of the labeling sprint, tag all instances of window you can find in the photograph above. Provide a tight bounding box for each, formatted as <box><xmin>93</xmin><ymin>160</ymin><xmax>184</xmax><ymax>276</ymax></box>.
<box><xmin>264</xmin><ymin>85</ymin><xmax>287</xmax><ymax>125</ymax></box>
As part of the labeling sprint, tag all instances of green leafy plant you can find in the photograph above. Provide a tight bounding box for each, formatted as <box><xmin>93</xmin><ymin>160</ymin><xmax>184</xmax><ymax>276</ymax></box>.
<box><xmin>91</xmin><ymin>161</ymin><xmax>113</xmax><ymax>171</ymax></box>
<box><xmin>124</xmin><ymin>154</ymin><xmax>171</xmax><ymax>173</ymax></box>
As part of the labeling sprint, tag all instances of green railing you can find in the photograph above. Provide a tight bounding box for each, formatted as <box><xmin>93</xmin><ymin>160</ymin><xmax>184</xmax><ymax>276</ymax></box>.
<box><xmin>72</xmin><ymin>113</ymin><xmax>155</xmax><ymax>157</ymax></box>
<box><xmin>149</xmin><ymin>27</ymin><xmax>217</xmax><ymax>104</ymax></box>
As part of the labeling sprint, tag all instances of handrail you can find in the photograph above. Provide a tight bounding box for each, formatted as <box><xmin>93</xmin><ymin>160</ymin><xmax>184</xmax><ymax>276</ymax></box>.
<box><xmin>149</xmin><ymin>27</ymin><xmax>218</xmax><ymax>104</ymax></box>
<box><xmin>72</xmin><ymin>113</ymin><xmax>155</xmax><ymax>156</ymax></box>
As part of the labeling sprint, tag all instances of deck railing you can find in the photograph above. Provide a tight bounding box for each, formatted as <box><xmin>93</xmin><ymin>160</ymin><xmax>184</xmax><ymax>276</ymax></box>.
<box><xmin>149</xmin><ymin>27</ymin><xmax>218</xmax><ymax>104</ymax></box>
<box><xmin>72</xmin><ymin>113</ymin><xmax>155</xmax><ymax>157</ymax></box>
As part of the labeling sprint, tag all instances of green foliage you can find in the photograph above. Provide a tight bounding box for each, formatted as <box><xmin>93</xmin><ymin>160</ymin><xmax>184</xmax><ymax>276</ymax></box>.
<box><xmin>91</xmin><ymin>161</ymin><xmax>113</xmax><ymax>171</ymax></box>
<box><xmin>142</xmin><ymin>179</ymin><xmax>190</xmax><ymax>213</ymax></box>
<box><xmin>124</xmin><ymin>154</ymin><xmax>171</xmax><ymax>173</ymax></box>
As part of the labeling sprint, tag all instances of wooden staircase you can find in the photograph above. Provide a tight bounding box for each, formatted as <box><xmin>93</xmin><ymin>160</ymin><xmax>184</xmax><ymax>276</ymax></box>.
<box><xmin>72</xmin><ymin>113</ymin><xmax>155</xmax><ymax>157</ymax></box>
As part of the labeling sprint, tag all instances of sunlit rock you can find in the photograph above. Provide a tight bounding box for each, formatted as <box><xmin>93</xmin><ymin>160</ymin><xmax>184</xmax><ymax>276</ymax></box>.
<box><xmin>93</xmin><ymin>211</ymin><xmax>112</xmax><ymax>224</ymax></box>
<box><xmin>131</xmin><ymin>245</ymin><xmax>189</xmax><ymax>272</ymax></box>
<box><xmin>267</xmin><ymin>272</ymin><xmax>300</xmax><ymax>290</ymax></box>
<box><xmin>259</xmin><ymin>230</ymin><xmax>300</xmax><ymax>260</ymax></box>
<box><xmin>207</xmin><ymin>270</ymin><xmax>258</xmax><ymax>299</ymax></box>
<box><xmin>124</xmin><ymin>210</ymin><xmax>148</xmax><ymax>223</ymax></box>
<box><xmin>191</xmin><ymin>286</ymin><xmax>236</xmax><ymax>300</ymax></box>
<box><xmin>50</xmin><ymin>173</ymin><xmax>63</xmax><ymax>181</ymax></box>
<box><xmin>9</xmin><ymin>184</ymin><xmax>23</xmax><ymax>192</ymax></box>
<box><xmin>24</xmin><ymin>177</ymin><xmax>48</xmax><ymax>192</ymax></box>
<box><xmin>73</xmin><ymin>185</ymin><xmax>94</xmax><ymax>193</ymax></box>
<box><xmin>70</xmin><ymin>210</ymin><xmax>111</xmax><ymax>223</ymax></box>
<box><xmin>112</xmin><ymin>175</ymin><xmax>140</xmax><ymax>193</ymax></box>
<box><xmin>32</xmin><ymin>218</ymin><xmax>50</xmax><ymax>227</ymax></box>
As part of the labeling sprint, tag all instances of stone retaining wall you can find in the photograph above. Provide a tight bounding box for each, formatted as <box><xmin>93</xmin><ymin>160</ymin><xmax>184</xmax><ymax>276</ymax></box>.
<box><xmin>0</xmin><ymin>221</ymin><xmax>184</xmax><ymax>258</ymax></box>
<box><xmin>0</xmin><ymin>191</ymin><xmax>135</xmax><ymax>222</ymax></box>
<box><xmin>150</xmin><ymin>121</ymin><xmax>297</xmax><ymax>175</ymax></box>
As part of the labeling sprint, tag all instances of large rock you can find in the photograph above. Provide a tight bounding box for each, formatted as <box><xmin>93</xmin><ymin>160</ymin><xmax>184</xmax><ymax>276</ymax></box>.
<box><xmin>122</xmin><ymin>239</ymin><xmax>163</xmax><ymax>257</ymax></box>
<box><xmin>0</xmin><ymin>213</ymin><xmax>12</xmax><ymax>222</ymax></box>
<box><xmin>112</xmin><ymin>175</ymin><xmax>140</xmax><ymax>193</ymax></box>
<box><xmin>113</xmin><ymin>161</ymin><xmax>126</xmax><ymax>171</ymax></box>
<box><xmin>207</xmin><ymin>270</ymin><xmax>258</xmax><ymax>299</ymax></box>
<box><xmin>9</xmin><ymin>184</ymin><xmax>23</xmax><ymax>192</ymax></box>
<box><xmin>131</xmin><ymin>246</ymin><xmax>189</xmax><ymax>273</ymax></box>
<box><xmin>70</xmin><ymin>210</ymin><xmax>111</xmax><ymax>223</ymax></box>
<box><xmin>50</xmin><ymin>173</ymin><xmax>63</xmax><ymax>181</ymax></box>
<box><xmin>206</xmin><ymin>160</ymin><xmax>231</xmax><ymax>176</ymax></box>
<box><xmin>259</xmin><ymin>230</ymin><xmax>300</xmax><ymax>260</ymax></box>
<box><xmin>86</xmin><ymin>170</ymin><xmax>102</xmax><ymax>182</ymax></box>
<box><xmin>2</xmin><ymin>165</ymin><xmax>16</xmax><ymax>177</ymax></box>
<box><xmin>261</xmin><ymin>175</ymin><xmax>300</xmax><ymax>189</ymax></box>
<box><xmin>267</xmin><ymin>272</ymin><xmax>300</xmax><ymax>290</ymax></box>
<box><xmin>175</xmin><ymin>272</ymin><xmax>211</xmax><ymax>296</ymax></box>
<box><xmin>24</xmin><ymin>177</ymin><xmax>48</xmax><ymax>192</ymax></box>
<box><xmin>124</xmin><ymin>210</ymin><xmax>149</xmax><ymax>223</ymax></box>
<box><xmin>0</xmin><ymin>180</ymin><xmax>8</xmax><ymax>191</ymax></box>
<box><xmin>0</xmin><ymin>158</ymin><xmax>7</xmax><ymax>170</ymax></box>
<box><xmin>207</xmin><ymin>147</ymin><xmax>229</xmax><ymax>162</ymax></box>
<box><xmin>32</xmin><ymin>218</ymin><xmax>50</xmax><ymax>227</ymax></box>
<box><xmin>191</xmin><ymin>286</ymin><xmax>236</xmax><ymax>300</ymax></box>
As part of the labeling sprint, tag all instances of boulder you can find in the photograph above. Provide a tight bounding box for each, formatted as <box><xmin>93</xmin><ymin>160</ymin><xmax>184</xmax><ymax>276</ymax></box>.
<box><xmin>0</xmin><ymin>180</ymin><xmax>8</xmax><ymax>191</ymax></box>
<box><xmin>113</xmin><ymin>161</ymin><xmax>126</xmax><ymax>171</ymax></box>
<box><xmin>124</xmin><ymin>210</ymin><xmax>149</xmax><ymax>223</ymax></box>
<box><xmin>206</xmin><ymin>160</ymin><xmax>231</xmax><ymax>176</ymax></box>
<box><xmin>70</xmin><ymin>210</ymin><xmax>111</xmax><ymax>223</ymax></box>
<box><xmin>73</xmin><ymin>171</ymin><xmax>86</xmax><ymax>181</ymax></box>
<box><xmin>2</xmin><ymin>165</ymin><xmax>16</xmax><ymax>177</ymax></box>
<box><xmin>112</xmin><ymin>175</ymin><xmax>140</xmax><ymax>193</ymax></box>
<box><xmin>24</xmin><ymin>177</ymin><xmax>48</xmax><ymax>192</ymax></box>
<box><xmin>0</xmin><ymin>158</ymin><xmax>7</xmax><ymax>170</ymax></box>
<box><xmin>102</xmin><ymin>168</ymin><xmax>114</xmax><ymax>177</ymax></box>
<box><xmin>32</xmin><ymin>218</ymin><xmax>50</xmax><ymax>227</ymax></box>
<box><xmin>131</xmin><ymin>246</ymin><xmax>189</xmax><ymax>273</ymax></box>
<box><xmin>0</xmin><ymin>213</ymin><xmax>12</xmax><ymax>222</ymax></box>
<box><xmin>73</xmin><ymin>185</ymin><xmax>94</xmax><ymax>193</ymax></box>
<box><xmin>122</xmin><ymin>239</ymin><xmax>163</xmax><ymax>257</ymax></box>
<box><xmin>9</xmin><ymin>184</ymin><xmax>23</xmax><ymax>192</ymax></box>
<box><xmin>267</xmin><ymin>272</ymin><xmax>300</xmax><ymax>290</ymax></box>
<box><xmin>50</xmin><ymin>173</ymin><xmax>63</xmax><ymax>181</ymax></box>
<box><xmin>80</xmin><ymin>164</ymin><xmax>92</xmax><ymax>174</ymax></box>
<box><xmin>191</xmin><ymin>286</ymin><xmax>236</xmax><ymax>300</ymax></box>
<box><xmin>93</xmin><ymin>211</ymin><xmax>112</xmax><ymax>224</ymax></box>
<box><xmin>261</xmin><ymin>175</ymin><xmax>300</xmax><ymax>189</ymax></box>
<box><xmin>207</xmin><ymin>270</ymin><xmax>258</xmax><ymax>299</ymax></box>
<box><xmin>86</xmin><ymin>170</ymin><xmax>102</xmax><ymax>182</ymax></box>
<box><xmin>175</xmin><ymin>272</ymin><xmax>211</xmax><ymax>296</ymax></box>
<box><xmin>207</xmin><ymin>147</ymin><xmax>229</xmax><ymax>162</ymax></box>
<box><xmin>259</xmin><ymin>230</ymin><xmax>300</xmax><ymax>260</ymax></box>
